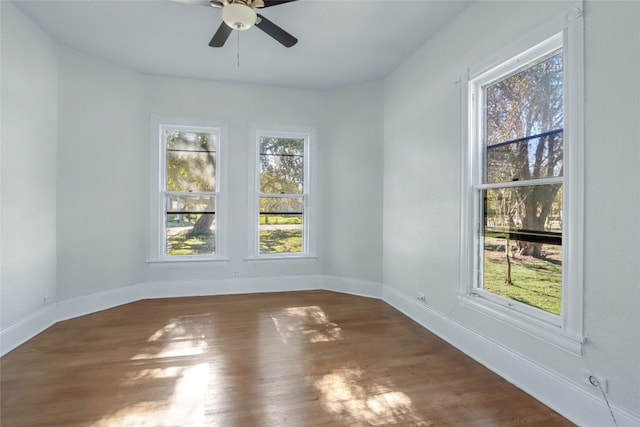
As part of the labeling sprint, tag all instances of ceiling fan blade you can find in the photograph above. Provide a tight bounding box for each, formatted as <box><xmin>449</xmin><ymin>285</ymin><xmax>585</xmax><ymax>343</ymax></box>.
<box><xmin>259</xmin><ymin>0</ymin><xmax>297</xmax><ymax>8</ymax></box>
<box><xmin>209</xmin><ymin>22</ymin><xmax>233</xmax><ymax>47</ymax></box>
<box><xmin>255</xmin><ymin>14</ymin><xmax>297</xmax><ymax>47</ymax></box>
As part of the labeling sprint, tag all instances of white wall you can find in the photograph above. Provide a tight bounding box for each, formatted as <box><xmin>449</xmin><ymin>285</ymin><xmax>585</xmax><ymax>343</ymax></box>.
<box><xmin>53</xmin><ymin>46</ymin><xmax>384</xmax><ymax>299</ymax></box>
<box><xmin>56</xmin><ymin>46</ymin><xmax>147</xmax><ymax>300</ymax></box>
<box><xmin>143</xmin><ymin>76</ymin><xmax>326</xmax><ymax>284</ymax></box>
<box><xmin>383</xmin><ymin>0</ymin><xmax>640</xmax><ymax>417</ymax></box>
<box><xmin>0</xmin><ymin>2</ymin><xmax>58</xmax><ymax>329</ymax></box>
<box><xmin>55</xmin><ymin>54</ymin><xmax>327</xmax><ymax>298</ymax></box>
<box><xmin>581</xmin><ymin>0</ymin><xmax>640</xmax><ymax>413</ymax></box>
<box><xmin>323</xmin><ymin>81</ymin><xmax>384</xmax><ymax>283</ymax></box>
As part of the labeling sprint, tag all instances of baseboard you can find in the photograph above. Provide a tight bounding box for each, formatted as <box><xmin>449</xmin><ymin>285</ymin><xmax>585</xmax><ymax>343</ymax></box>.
<box><xmin>382</xmin><ymin>285</ymin><xmax>640</xmax><ymax>427</ymax></box>
<box><xmin>0</xmin><ymin>304</ymin><xmax>57</xmax><ymax>356</ymax></box>
<box><xmin>323</xmin><ymin>275</ymin><xmax>383</xmax><ymax>299</ymax></box>
<box><xmin>138</xmin><ymin>275</ymin><xmax>324</xmax><ymax>299</ymax></box>
<box><xmin>56</xmin><ymin>284</ymin><xmax>141</xmax><ymax>322</ymax></box>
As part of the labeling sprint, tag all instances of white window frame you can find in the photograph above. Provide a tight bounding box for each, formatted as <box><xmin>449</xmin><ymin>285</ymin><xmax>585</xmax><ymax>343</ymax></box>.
<box><xmin>459</xmin><ymin>4</ymin><xmax>584</xmax><ymax>354</ymax></box>
<box><xmin>148</xmin><ymin>116</ymin><xmax>229</xmax><ymax>267</ymax></box>
<box><xmin>246</xmin><ymin>124</ymin><xmax>317</xmax><ymax>261</ymax></box>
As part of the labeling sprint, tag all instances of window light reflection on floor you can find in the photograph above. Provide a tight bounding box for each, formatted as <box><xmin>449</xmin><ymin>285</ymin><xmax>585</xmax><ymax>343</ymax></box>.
<box><xmin>92</xmin><ymin>363</ymin><xmax>211</xmax><ymax>427</ymax></box>
<box><xmin>271</xmin><ymin>305</ymin><xmax>343</xmax><ymax>344</ymax></box>
<box><xmin>314</xmin><ymin>366</ymin><xmax>430</xmax><ymax>426</ymax></box>
<box><xmin>132</xmin><ymin>315</ymin><xmax>212</xmax><ymax>360</ymax></box>
<box><xmin>92</xmin><ymin>315</ymin><xmax>219</xmax><ymax>426</ymax></box>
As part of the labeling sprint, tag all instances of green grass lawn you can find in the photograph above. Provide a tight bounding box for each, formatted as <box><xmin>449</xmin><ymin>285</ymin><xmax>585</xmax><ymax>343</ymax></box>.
<box><xmin>260</xmin><ymin>215</ymin><xmax>302</xmax><ymax>225</ymax></box>
<box><xmin>260</xmin><ymin>229</ymin><xmax>302</xmax><ymax>254</ymax></box>
<box><xmin>168</xmin><ymin>229</ymin><xmax>215</xmax><ymax>255</ymax></box>
<box><xmin>483</xmin><ymin>246</ymin><xmax>562</xmax><ymax>315</ymax></box>
<box><xmin>168</xmin><ymin>228</ymin><xmax>302</xmax><ymax>255</ymax></box>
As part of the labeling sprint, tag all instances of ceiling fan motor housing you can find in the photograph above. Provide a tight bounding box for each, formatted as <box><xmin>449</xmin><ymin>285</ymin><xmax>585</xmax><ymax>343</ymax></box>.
<box><xmin>222</xmin><ymin>3</ymin><xmax>257</xmax><ymax>30</ymax></box>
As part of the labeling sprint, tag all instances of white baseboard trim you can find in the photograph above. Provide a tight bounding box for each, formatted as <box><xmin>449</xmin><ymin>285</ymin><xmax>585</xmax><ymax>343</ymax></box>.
<box><xmin>323</xmin><ymin>275</ymin><xmax>383</xmax><ymax>299</ymax></box>
<box><xmin>0</xmin><ymin>304</ymin><xmax>57</xmax><ymax>356</ymax></box>
<box><xmin>382</xmin><ymin>285</ymin><xmax>640</xmax><ymax>427</ymax></box>
<box><xmin>138</xmin><ymin>275</ymin><xmax>324</xmax><ymax>300</ymax></box>
<box><xmin>56</xmin><ymin>284</ymin><xmax>141</xmax><ymax>322</ymax></box>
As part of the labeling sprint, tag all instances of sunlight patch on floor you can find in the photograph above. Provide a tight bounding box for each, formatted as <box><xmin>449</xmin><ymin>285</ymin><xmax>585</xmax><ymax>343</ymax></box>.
<box><xmin>130</xmin><ymin>340</ymin><xmax>207</xmax><ymax>360</ymax></box>
<box><xmin>314</xmin><ymin>366</ymin><xmax>430</xmax><ymax>426</ymax></box>
<box><xmin>147</xmin><ymin>322</ymin><xmax>178</xmax><ymax>342</ymax></box>
<box><xmin>122</xmin><ymin>366</ymin><xmax>183</xmax><ymax>385</ymax></box>
<box><xmin>92</xmin><ymin>363</ymin><xmax>212</xmax><ymax>427</ymax></box>
<box><xmin>132</xmin><ymin>315</ymin><xmax>212</xmax><ymax>360</ymax></box>
<box><xmin>271</xmin><ymin>305</ymin><xmax>342</xmax><ymax>344</ymax></box>
<box><xmin>92</xmin><ymin>315</ymin><xmax>223</xmax><ymax>426</ymax></box>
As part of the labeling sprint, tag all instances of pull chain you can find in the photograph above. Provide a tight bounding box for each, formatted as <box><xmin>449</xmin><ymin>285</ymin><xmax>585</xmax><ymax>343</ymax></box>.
<box><xmin>237</xmin><ymin>29</ymin><xmax>240</xmax><ymax>67</ymax></box>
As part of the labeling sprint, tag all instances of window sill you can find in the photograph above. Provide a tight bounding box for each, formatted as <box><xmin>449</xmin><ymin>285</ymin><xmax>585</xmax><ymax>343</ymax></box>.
<box><xmin>244</xmin><ymin>255</ymin><xmax>318</xmax><ymax>263</ymax></box>
<box><xmin>459</xmin><ymin>294</ymin><xmax>583</xmax><ymax>355</ymax></box>
<box><xmin>147</xmin><ymin>257</ymin><xmax>230</xmax><ymax>269</ymax></box>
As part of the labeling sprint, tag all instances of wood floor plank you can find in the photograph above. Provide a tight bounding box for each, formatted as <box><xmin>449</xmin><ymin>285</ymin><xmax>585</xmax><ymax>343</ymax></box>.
<box><xmin>1</xmin><ymin>290</ymin><xmax>573</xmax><ymax>426</ymax></box>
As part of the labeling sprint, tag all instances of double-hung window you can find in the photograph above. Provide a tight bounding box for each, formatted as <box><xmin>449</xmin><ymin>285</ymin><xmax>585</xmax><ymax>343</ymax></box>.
<box><xmin>150</xmin><ymin>118</ymin><xmax>227</xmax><ymax>264</ymax></box>
<box><xmin>462</xmin><ymin>7</ymin><xmax>584</xmax><ymax>352</ymax></box>
<box><xmin>248</xmin><ymin>127</ymin><xmax>314</xmax><ymax>258</ymax></box>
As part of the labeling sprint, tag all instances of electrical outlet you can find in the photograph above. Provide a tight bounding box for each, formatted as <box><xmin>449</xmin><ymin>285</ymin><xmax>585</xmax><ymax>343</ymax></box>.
<box><xmin>43</xmin><ymin>295</ymin><xmax>54</xmax><ymax>304</ymax></box>
<box><xmin>232</xmin><ymin>271</ymin><xmax>241</xmax><ymax>276</ymax></box>
<box><xmin>585</xmin><ymin>373</ymin><xmax>608</xmax><ymax>393</ymax></box>
<box><xmin>417</xmin><ymin>293</ymin><xmax>426</xmax><ymax>302</ymax></box>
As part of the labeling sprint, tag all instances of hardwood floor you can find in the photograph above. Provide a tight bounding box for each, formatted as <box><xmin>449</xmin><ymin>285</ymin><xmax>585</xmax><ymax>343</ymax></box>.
<box><xmin>1</xmin><ymin>291</ymin><xmax>573</xmax><ymax>426</ymax></box>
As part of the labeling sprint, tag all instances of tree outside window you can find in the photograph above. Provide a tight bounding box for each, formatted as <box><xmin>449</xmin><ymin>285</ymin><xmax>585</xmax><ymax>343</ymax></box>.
<box><xmin>258</xmin><ymin>136</ymin><xmax>306</xmax><ymax>254</ymax></box>
<box><xmin>163</xmin><ymin>129</ymin><xmax>219</xmax><ymax>256</ymax></box>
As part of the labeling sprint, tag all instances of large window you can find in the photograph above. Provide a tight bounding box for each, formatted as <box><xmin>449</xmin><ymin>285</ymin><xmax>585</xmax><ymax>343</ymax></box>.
<box><xmin>476</xmin><ymin>38</ymin><xmax>564</xmax><ymax>322</ymax></box>
<box><xmin>248</xmin><ymin>127</ymin><xmax>314</xmax><ymax>259</ymax></box>
<box><xmin>462</xmin><ymin>10</ymin><xmax>584</xmax><ymax>352</ymax></box>
<box><xmin>149</xmin><ymin>119</ymin><xmax>227</xmax><ymax>264</ymax></box>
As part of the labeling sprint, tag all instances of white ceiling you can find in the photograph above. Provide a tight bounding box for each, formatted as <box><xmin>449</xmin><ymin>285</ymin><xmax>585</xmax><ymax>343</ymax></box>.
<box><xmin>14</xmin><ymin>0</ymin><xmax>471</xmax><ymax>90</ymax></box>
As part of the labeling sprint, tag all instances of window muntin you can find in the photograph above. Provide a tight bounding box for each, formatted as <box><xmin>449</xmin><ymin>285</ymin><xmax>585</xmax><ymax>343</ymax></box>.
<box><xmin>472</xmin><ymin>35</ymin><xmax>565</xmax><ymax>321</ymax></box>
<box><xmin>254</xmin><ymin>133</ymin><xmax>308</xmax><ymax>256</ymax></box>
<box><xmin>161</xmin><ymin>127</ymin><xmax>220</xmax><ymax>258</ymax></box>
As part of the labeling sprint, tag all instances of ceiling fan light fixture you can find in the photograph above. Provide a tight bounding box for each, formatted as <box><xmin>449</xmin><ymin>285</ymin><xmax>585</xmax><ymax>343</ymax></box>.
<box><xmin>222</xmin><ymin>3</ymin><xmax>257</xmax><ymax>30</ymax></box>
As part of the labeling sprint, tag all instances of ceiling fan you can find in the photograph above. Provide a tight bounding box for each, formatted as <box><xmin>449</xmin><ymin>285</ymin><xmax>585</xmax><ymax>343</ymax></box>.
<box><xmin>178</xmin><ymin>0</ymin><xmax>298</xmax><ymax>48</ymax></box>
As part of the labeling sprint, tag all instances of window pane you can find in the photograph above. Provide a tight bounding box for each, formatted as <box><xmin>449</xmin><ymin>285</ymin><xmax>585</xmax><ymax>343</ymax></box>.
<box><xmin>166</xmin><ymin>130</ymin><xmax>216</xmax><ymax>152</ymax></box>
<box><xmin>165</xmin><ymin>195</ymin><xmax>216</xmax><ymax>256</ymax></box>
<box><xmin>259</xmin><ymin>197</ymin><xmax>303</xmax><ymax>254</ymax></box>
<box><xmin>486</xmin><ymin>131</ymin><xmax>563</xmax><ymax>183</ymax></box>
<box><xmin>166</xmin><ymin>131</ymin><xmax>216</xmax><ymax>192</ymax></box>
<box><xmin>482</xmin><ymin>186</ymin><xmax>562</xmax><ymax>314</ymax></box>
<box><xmin>485</xmin><ymin>51</ymin><xmax>563</xmax><ymax>146</ymax></box>
<box><xmin>259</xmin><ymin>137</ymin><xmax>304</xmax><ymax>194</ymax></box>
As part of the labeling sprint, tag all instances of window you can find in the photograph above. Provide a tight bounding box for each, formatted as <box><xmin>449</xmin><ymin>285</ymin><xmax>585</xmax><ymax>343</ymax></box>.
<box><xmin>461</xmin><ymin>7</ymin><xmax>584</xmax><ymax>353</ymax></box>
<box><xmin>149</xmin><ymin>118</ymin><xmax>227</xmax><ymax>264</ymax></box>
<box><xmin>475</xmin><ymin>37</ymin><xmax>564</xmax><ymax>322</ymax></box>
<box><xmin>248</xmin><ymin>127</ymin><xmax>315</xmax><ymax>259</ymax></box>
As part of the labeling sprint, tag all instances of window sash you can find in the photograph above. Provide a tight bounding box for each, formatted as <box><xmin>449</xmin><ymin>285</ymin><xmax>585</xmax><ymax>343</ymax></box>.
<box><xmin>159</xmin><ymin>124</ymin><xmax>221</xmax><ymax>260</ymax></box>
<box><xmin>470</xmin><ymin>33</ymin><xmax>566</xmax><ymax>325</ymax></box>
<box><xmin>163</xmin><ymin>192</ymin><xmax>217</xmax><ymax>256</ymax></box>
<box><xmin>473</xmin><ymin>182</ymin><xmax>564</xmax><ymax>326</ymax></box>
<box><xmin>252</xmin><ymin>130</ymin><xmax>311</xmax><ymax>258</ymax></box>
<box><xmin>258</xmin><ymin>194</ymin><xmax>305</xmax><ymax>255</ymax></box>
